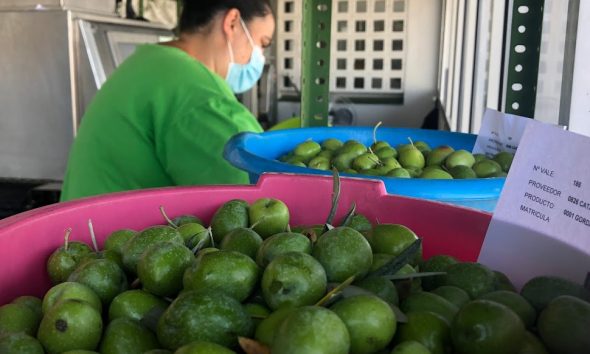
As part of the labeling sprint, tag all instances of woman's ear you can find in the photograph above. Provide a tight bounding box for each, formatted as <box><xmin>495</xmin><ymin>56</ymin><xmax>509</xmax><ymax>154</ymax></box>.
<box><xmin>222</xmin><ymin>8</ymin><xmax>241</xmax><ymax>41</ymax></box>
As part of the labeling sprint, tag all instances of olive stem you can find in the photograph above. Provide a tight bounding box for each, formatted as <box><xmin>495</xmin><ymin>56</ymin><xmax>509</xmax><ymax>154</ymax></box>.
<box><xmin>88</xmin><ymin>219</ymin><xmax>99</xmax><ymax>252</ymax></box>
<box><xmin>286</xmin><ymin>224</ymin><xmax>292</xmax><ymax>233</ymax></box>
<box><xmin>324</xmin><ymin>168</ymin><xmax>341</xmax><ymax>230</ymax></box>
<box><xmin>63</xmin><ymin>228</ymin><xmax>72</xmax><ymax>251</ymax></box>
<box><xmin>159</xmin><ymin>205</ymin><xmax>178</xmax><ymax>228</ymax></box>
<box><xmin>191</xmin><ymin>237</ymin><xmax>209</xmax><ymax>254</ymax></box>
<box><xmin>207</xmin><ymin>226</ymin><xmax>214</xmax><ymax>248</ymax></box>
<box><xmin>188</xmin><ymin>228</ymin><xmax>209</xmax><ymax>240</ymax></box>
<box><xmin>368</xmin><ymin>154</ymin><xmax>383</xmax><ymax>167</ymax></box>
<box><xmin>249</xmin><ymin>216</ymin><xmax>267</xmax><ymax>230</ymax></box>
<box><xmin>373</xmin><ymin>121</ymin><xmax>383</xmax><ymax>145</ymax></box>
<box><xmin>190</xmin><ymin>228</ymin><xmax>213</xmax><ymax>254</ymax></box>
<box><xmin>407</xmin><ymin>137</ymin><xmax>415</xmax><ymax>147</ymax></box>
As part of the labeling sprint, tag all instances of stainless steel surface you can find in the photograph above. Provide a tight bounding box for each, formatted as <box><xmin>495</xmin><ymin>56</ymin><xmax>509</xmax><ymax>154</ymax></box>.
<box><xmin>0</xmin><ymin>8</ymin><xmax>172</xmax><ymax>181</ymax></box>
<box><xmin>74</xmin><ymin>11</ymin><xmax>175</xmax><ymax>29</ymax></box>
<box><xmin>0</xmin><ymin>0</ymin><xmax>116</xmax><ymax>15</ymax></box>
<box><xmin>78</xmin><ymin>19</ymin><xmax>107</xmax><ymax>88</ymax></box>
<box><xmin>0</xmin><ymin>11</ymin><xmax>73</xmax><ymax>181</ymax></box>
<box><xmin>71</xmin><ymin>15</ymin><xmax>171</xmax><ymax>129</ymax></box>
<box><xmin>72</xmin><ymin>18</ymin><xmax>101</xmax><ymax>132</ymax></box>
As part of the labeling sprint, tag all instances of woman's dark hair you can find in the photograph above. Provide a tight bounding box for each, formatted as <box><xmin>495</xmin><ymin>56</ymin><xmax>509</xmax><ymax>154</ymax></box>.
<box><xmin>180</xmin><ymin>0</ymin><xmax>272</xmax><ymax>33</ymax></box>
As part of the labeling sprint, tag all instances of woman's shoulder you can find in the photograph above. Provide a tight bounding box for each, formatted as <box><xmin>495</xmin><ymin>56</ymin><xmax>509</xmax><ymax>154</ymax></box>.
<box><xmin>124</xmin><ymin>44</ymin><xmax>230</xmax><ymax>94</ymax></box>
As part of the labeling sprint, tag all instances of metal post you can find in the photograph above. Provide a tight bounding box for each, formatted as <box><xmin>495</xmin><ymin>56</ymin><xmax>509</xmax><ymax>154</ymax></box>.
<box><xmin>177</xmin><ymin>0</ymin><xmax>181</xmax><ymax>25</ymax></box>
<box><xmin>139</xmin><ymin>0</ymin><xmax>144</xmax><ymax>18</ymax></box>
<box><xmin>301</xmin><ymin>0</ymin><xmax>332</xmax><ymax>127</ymax></box>
<box><xmin>504</xmin><ymin>0</ymin><xmax>545</xmax><ymax>118</ymax></box>
<box><xmin>558</xmin><ymin>0</ymin><xmax>580</xmax><ymax>128</ymax></box>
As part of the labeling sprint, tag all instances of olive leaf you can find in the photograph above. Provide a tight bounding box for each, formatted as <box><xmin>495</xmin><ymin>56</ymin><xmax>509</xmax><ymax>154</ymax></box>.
<box><xmin>329</xmin><ymin>284</ymin><xmax>376</xmax><ymax>302</ymax></box>
<box><xmin>238</xmin><ymin>337</ymin><xmax>271</xmax><ymax>354</ymax></box>
<box><xmin>250</xmin><ymin>314</ymin><xmax>268</xmax><ymax>320</ymax></box>
<box><xmin>315</xmin><ymin>274</ymin><xmax>356</xmax><ymax>307</ymax></box>
<box><xmin>319</xmin><ymin>284</ymin><xmax>370</xmax><ymax>308</ymax></box>
<box><xmin>369</xmin><ymin>238</ymin><xmax>422</xmax><ymax>276</ymax></box>
<box><xmin>321</xmin><ymin>283</ymin><xmax>409</xmax><ymax>323</ymax></box>
<box><xmin>389</xmin><ymin>303</ymin><xmax>408</xmax><ymax>323</ymax></box>
<box><xmin>324</xmin><ymin>167</ymin><xmax>342</xmax><ymax>233</ymax></box>
<box><xmin>130</xmin><ymin>278</ymin><xmax>141</xmax><ymax>289</ymax></box>
<box><xmin>300</xmin><ymin>227</ymin><xmax>319</xmax><ymax>244</ymax></box>
<box><xmin>332</xmin><ymin>283</ymin><xmax>371</xmax><ymax>297</ymax></box>
<box><xmin>383</xmin><ymin>272</ymin><xmax>447</xmax><ymax>281</ymax></box>
<box><xmin>247</xmin><ymin>292</ymin><xmax>266</xmax><ymax>307</ymax></box>
<box><xmin>140</xmin><ymin>305</ymin><xmax>166</xmax><ymax>333</ymax></box>
<box><xmin>340</xmin><ymin>202</ymin><xmax>357</xmax><ymax>227</ymax></box>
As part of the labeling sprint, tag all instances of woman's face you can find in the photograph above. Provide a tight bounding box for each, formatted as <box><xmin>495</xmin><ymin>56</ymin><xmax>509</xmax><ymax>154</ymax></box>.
<box><xmin>230</xmin><ymin>12</ymin><xmax>275</xmax><ymax>64</ymax></box>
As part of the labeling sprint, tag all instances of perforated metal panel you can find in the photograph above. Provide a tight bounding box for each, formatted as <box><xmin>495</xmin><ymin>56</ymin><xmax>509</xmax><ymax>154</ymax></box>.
<box><xmin>504</xmin><ymin>0</ymin><xmax>545</xmax><ymax>117</ymax></box>
<box><xmin>277</xmin><ymin>0</ymin><xmax>409</xmax><ymax>96</ymax></box>
<box><xmin>278</xmin><ymin>1</ymin><xmax>303</xmax><ymax>93</ymax></box>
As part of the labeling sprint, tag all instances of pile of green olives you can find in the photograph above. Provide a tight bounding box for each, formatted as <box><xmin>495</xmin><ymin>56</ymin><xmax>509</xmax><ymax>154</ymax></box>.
<box><xmin>279</xmin><ymin>138</ymin><xmax>514</xmax><ymax>179</ymax></box>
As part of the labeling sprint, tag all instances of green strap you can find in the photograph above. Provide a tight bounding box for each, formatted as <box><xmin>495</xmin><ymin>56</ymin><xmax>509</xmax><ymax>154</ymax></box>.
<box><xmin>504</xmin><ymin>0</ymin><xmax>545</xmax><ymax>118</ymax></box>
<box><xmin>301</xmin><ymin>0</ymin><xmax>332</xmax><ymax>127</ymax></box>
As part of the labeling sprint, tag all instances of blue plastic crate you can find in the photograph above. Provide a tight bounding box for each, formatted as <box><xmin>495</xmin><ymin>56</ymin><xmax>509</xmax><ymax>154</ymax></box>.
<box><xmin>224</xmin><ymin>127</ymin><xmax>505</xmax><ymax>211</ymax></box>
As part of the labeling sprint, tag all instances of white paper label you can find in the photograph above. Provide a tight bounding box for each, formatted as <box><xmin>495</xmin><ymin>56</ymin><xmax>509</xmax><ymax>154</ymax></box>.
<box><xmin>478</xmin><ymin>122</ymin><xmax>590</xmax><ymax>288</ymax></box>
<box><xmin>472</xmin><ymin>109</ymin><xmax>532</xmax><ymax>156</ymax></box>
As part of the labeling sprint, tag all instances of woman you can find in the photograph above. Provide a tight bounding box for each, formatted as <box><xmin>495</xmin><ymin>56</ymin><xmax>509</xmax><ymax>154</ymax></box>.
<box><xmin>60</xmin><ymin>0</ymin><xmax>275</xmax><ymax>201</ymax></box>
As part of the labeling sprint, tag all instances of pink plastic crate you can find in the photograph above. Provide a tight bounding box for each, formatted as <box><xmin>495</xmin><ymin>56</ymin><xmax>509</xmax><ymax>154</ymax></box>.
<box><xmin>0</xmin><ymin>174</ymin><xmax>491</xmax><ymax>304</ymax></box>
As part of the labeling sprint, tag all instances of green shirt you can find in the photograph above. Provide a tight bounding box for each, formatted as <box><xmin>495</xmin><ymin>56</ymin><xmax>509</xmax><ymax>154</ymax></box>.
<box><xmin>60</xmin><ymin>44</ymin><xmax>262</xmax><ymax>201</ymax></box>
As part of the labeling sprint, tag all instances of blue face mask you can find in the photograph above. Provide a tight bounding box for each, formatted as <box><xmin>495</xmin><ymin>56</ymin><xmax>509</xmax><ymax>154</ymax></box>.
<box><xmin>225</xmin><ymin>19</ymin><xmax>266</xmax><ymax>94</ymax></box>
